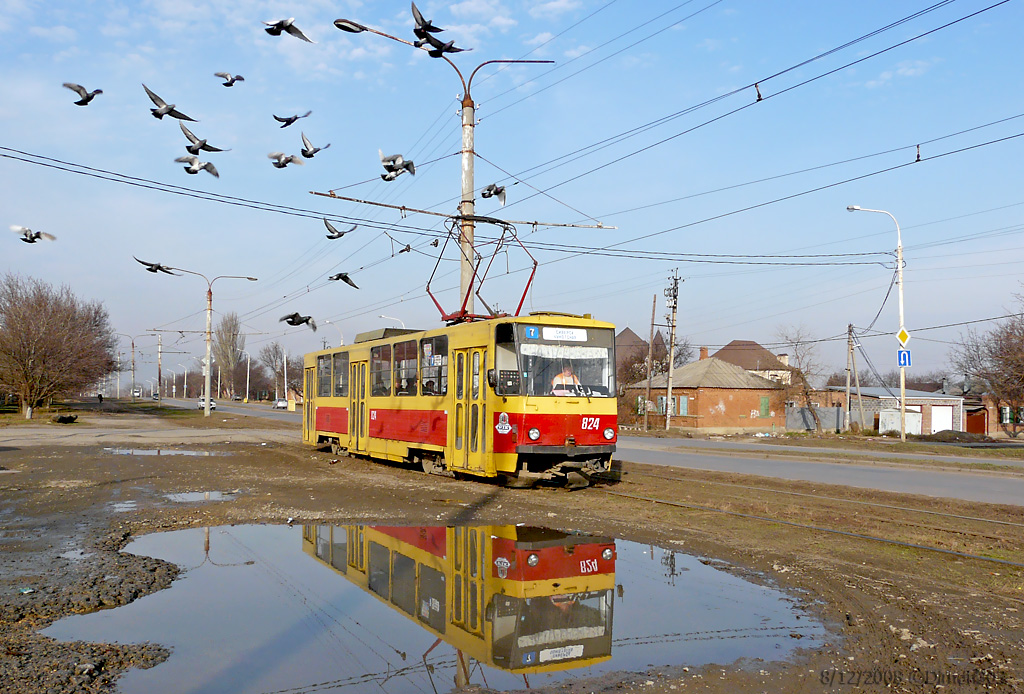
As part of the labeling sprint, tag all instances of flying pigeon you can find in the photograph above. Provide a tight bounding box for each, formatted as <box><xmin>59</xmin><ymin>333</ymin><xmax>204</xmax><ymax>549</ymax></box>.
<box><xmin>273</xmin><ymin>111</ymin><xmax>311</xmax><ymax>128</ymax></box>
<box><xmin>174</xmin><ymin>155</ymin><xmax>219</xmax><ymax>177</ymax></box>
<box><xmin>398</xmin><ymin>244</ymin><xmax>412</xmax><ymax>254</ymax></box>
<box><xmin>280</xmin><ymin>312</ymin><xmax>317</xmax><ymax>331</ymax></box>
<box><xmin>481</xmin><ymin>183</ymin><xmax>506</xmax><ymax>206</ymax></box>
<box><xmin>11</xmin><ymin>226</ymin><xmax>56</xmax><ymax>243</ymax></box>
<box><xmin>328</xmin><ymin>272</ymin><xmax>359</xmax><ymax>288</ymax></box>
<box><xmin>62</xmin><ymin>82</ymin><xmax>102</xmax><ymax>106</ymax></box>
<box><xmin>263</xmin><ymin>18</ymin><xmax>315</xmax><ymax>43</ymax></box>
<box><xmin>300</xmin><ymin>132</ymin><xmax>330</xmax><ymax>158</ymax></box>
<box><xmin>380</xmin><ymin>149</ymin><xmax>415</xmax><ymax>180</ymax></box>
<box><xmin>414</xmin><ymin>32</ymin><xmax>470</xmax><ymax>58</ymax></box>
<box><xmin>133</xmin><ymin>256</ymin><xmax>176</xmax><ymax>274</ymax></box>
<box><xmin>180</xmin><ymin>122</ymin><xmax>229</xmax><ymax>155</ymax></box>
<box><xmin>268</xmin><ymin>152</ymin><xmax>305</xmax><ymax>168</ymax></box>
<box><xmin>214</xmin><ymin>72</ymin><xmax>244</xmax><ymax>87</ymax></box>
<box><xmin>324</xmin><ymin>218</ymin><xmax>355</xmax><ymax>239</ymax></box>
<box><xmin>411</xmin><ymin>2</ymin><xmax>443</xmax><ymax>38</ymax></box>
<box><xmin>142</xmin><ymin>84</ymin><xmax>197</xmax><ymax>121</ymax></box>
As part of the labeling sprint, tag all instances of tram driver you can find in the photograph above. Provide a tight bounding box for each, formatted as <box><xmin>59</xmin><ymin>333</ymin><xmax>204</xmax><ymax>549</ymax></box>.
<box><xmin>551</xmin><ymin>363</ymin><xmax>581</xmax><ymax>395</ymax></box>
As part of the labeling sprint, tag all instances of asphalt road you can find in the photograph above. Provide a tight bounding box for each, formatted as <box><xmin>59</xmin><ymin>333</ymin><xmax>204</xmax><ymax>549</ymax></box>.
<box><xmin>161</xmin><ymin>398</ymin><xmax>301</xmax><ymax>422</ymax></box>
<box><xmin>616</xmin><ymin>436</ymin><xmax>1024</xmax><ymax>507</ymax></box>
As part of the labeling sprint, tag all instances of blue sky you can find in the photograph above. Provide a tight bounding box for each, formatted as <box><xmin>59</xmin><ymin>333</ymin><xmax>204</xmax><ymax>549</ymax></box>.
<box><xmin>3</xmin><ymin>0</ymin><xmax>1022</xmax><ymax>387</ymax></box>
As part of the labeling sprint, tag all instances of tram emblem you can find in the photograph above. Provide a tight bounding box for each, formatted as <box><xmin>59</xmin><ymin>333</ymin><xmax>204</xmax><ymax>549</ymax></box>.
<box><xmin>494</xmin><ymin>556</ymin><xmax>511</xmax><ymax>578</ymax></box>
<box><xmin>495</xmin><ymin>412</ymin><xmax>512</xmax><ymax>435</ymax></box>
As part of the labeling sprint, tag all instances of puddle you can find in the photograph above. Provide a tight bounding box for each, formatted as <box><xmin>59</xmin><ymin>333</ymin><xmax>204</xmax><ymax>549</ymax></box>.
<box><xmin>41</xmin><ymin>525</ymin><xmax>824</xmax><ymax>693</ymax></box>
<box><xmin>164</xmin><ymin>491</ymin><xmax>237</xmax><ymax>503</ymax></box>
<box><xmin>108</xmin><ymin>501</ymin><xmax>137</xmax><ymax>513</ymax></box>
<box><xmin>103</xmin><ymin>448</ymin><xmax>228</xmax><ymax>457</ymax></box>
<box><xmin>58</xmin><ymin>549</ymin><xmax>94</xmax><ymax>562</ymax></box>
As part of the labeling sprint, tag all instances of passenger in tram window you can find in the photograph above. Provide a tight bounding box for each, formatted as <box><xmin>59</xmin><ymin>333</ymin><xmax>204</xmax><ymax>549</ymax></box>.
<box><xmin>423</xmin><ymin>380</ymin><xmax>435</xmax><ymax>395</ymax></box>
<box><xmin>551</xmin><ymin>363</ymin><xmax>581</xmax><ymax>393</ymax></box>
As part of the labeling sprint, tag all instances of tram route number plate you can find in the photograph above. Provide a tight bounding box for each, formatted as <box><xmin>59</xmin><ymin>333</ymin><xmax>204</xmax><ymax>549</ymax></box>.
<box><xmin>540</xmin><ymin>644</ymin><xmax>585</xmax><ymax>663</ymax></box>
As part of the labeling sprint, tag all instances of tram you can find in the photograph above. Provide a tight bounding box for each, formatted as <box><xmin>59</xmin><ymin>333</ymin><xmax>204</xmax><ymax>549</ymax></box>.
<box><xmin>302</xmin><ymin>312</ymin><xmax>617</xmax><ymax>487</ymax></box>
<box><xmin>301</xmin><ymin>524</ymin><xmax>616</xmax><ymax>681</ymax></box>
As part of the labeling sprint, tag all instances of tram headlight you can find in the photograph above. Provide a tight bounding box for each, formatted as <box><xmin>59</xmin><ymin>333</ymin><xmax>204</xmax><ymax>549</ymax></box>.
<box><xmin>602</xmin><ymin>548</ymin><xmax>614</xmax><ymax>561</ymax></box>
<box><xmin>602</xmin><ymin>427</ymin><xmax>615</xmax><ymax>440</ymax></box>
<box><xmin>528</xmin><ymin>427</ymin><xmax>541</xmax><ymax>441</ymax></box>
<box><xmin>527</xmin><ymin>553</ymin><xmax>540</xmax><ymax>567</ymax></box>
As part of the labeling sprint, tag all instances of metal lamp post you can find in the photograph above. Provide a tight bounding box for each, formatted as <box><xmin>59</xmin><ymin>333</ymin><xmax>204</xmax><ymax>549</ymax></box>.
<box><xmin>379</xmin><ymin>314</ymin><xmax>405</xmax><ymax>329</ymax></box>
<box><xmin>178</xmin><ymin>363</ymin><xmax>188</xmax><ymax>399</ymax></box>
<box><xmin>334</xmin><ymin>17</ymin><xmax>551</xmax><ymax>318</ymax></box>
<box><xmin>847</xmin><ymin>205</ymin><xmax>907</xmax><ymax>441</ymax></box>
<box><xmin>240</xmin><ymin>350</ymin><xmax>251</xmax><ymax>403</ymax></box>
<box><xmin>323</xmin><ymin>320</ymin><xmax>344</xmax><ymax>348</ymax></box>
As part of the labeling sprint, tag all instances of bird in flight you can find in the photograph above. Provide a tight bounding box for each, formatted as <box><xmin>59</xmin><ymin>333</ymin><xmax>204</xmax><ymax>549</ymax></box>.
<box><xmin>268</xmin><ymin>152</ymin><xmax>305</xmax><ymax>168</ymax></box>
<box><xmin>174</xmin><ymin>155</ymin><xmax>219</xmax><ymax>177</ymax></box>
<box><xmin>380</xmin><ymin>149</ymin><xmax>415</xmax><ymax>180</ymax></box>
<box><xmin>180</xmin><ymin>122</ymin><xmax>229</xmax><ymax>155</ymax></box>
<box><xmin>134</xmin><ymin>257</ymin><xmax>177</xmax><ymax>274</ymax></box>
<box><xmin>328</xmin><ymin>272</ymin><xmax>359</xmax><ymax>289</ymax></box>
<box><xmin>324</xmin><ymin>219</ymin><xmax>355</xmax><ymax>239</ymax></box>
<box><xmin>414</xmin><ymin>32</ymin><xmax>470</xmax><ymax>58</ymax></box>
<box><xmin>411</xmin><ymin>2</ymin><xmax>443</xmax><ymax>37</ymax></box>
<box><xmin>481</xmin><ymin>183</ymin><xmax>506</xmax><ymax>206</ymax></box>
<box><xmin>280</xmin><ymin>313</ymin><xmax>317</xmax><ymax>331</ymax></box>
<box><xmin>142</xmin><ymin>84</ymin><xmax>197</xmax><ymax>121</ymax></box>
<box><xmin>274</xmin><ymin>111</ymin><xmax>312</xmax><ymax>128</ymax></box>
<box><xmin>300</xmin><ymin>132</ymin><xmax>330</xmax><ymax>158</ymax></box>
<box><xmin>263</xmin><ymin>18</ymin><xmax>315</xmax><ymax>43</ymax></box>
<box><xmin>214</xmin><ymin>72</ymin><xmax>244</xmax><ymax>87</ymax></box>
<box><xmin>11</xmin><ymin>225</ymin><xmax>56</xmax><ymax>243</ymax></box>
<box><xmin>62</xmin><ymin>82</ymin><xmax>103</xmax><ymax>106</ymax></box>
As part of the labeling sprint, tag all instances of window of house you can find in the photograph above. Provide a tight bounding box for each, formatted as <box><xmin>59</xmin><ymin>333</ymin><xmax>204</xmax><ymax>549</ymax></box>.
<box><xmin>678</xmin><ymin>395</ymin><xmax>688</xmax><ymax>416</ymax></box>
<box><xmin>420</xmin><ymin>336</ymin><xmax>448</xmax><ymax>395</ymax></box>
<box><xmin>1000</xmin><ymin>407</ymin><xmax>1011</xmax><ymax>424</ymax></box>
<box><xmin>333</xmin><ymin>352</ymin><xmax>348</xmax><ymax>397</ymax></box>
<box><xmin>317</xmin><ymin>355</ymin><xmax>332</xmax><ymax>397</ymax></box>
<box><xmin>393</xmin><ymin>340</ymin><xmax>417</xmax><ymax>396</ymax></box>
<box><xmin>370</xmin><ymin>344</ymin><xmax>391</xmax><ymax>397</ymax></box>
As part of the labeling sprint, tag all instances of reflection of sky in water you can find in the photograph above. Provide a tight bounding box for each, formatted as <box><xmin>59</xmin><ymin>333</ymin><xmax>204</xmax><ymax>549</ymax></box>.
<box><xmin>42</xmin><ymin>526</ymin><xmax>823</xmax><ymax>694</ymax></box>
<box><xmin>164</xmin><ymin>492</ymin><xmax>236</xmax><ymax>503</ymax></box>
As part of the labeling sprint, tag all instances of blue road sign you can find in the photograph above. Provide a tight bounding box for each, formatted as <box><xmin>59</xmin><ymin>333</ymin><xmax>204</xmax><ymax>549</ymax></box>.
<box><xmin>897</xmin><ymin>349</ymin><xmax>912</xmax><ymax>368</ymax></box>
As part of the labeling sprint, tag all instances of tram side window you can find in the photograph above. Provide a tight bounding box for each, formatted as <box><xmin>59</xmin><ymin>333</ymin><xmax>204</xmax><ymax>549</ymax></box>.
<box><xmin>391</xmin><ymin>552</ymin><xmax>416</xmax><ymax>616</ymax></box>
<box><xmin>494</xmin><ymin>324</ymin><xmax>520</xmax><ymax>395</ymax></box>
<box><xmin>332</xmin><ymin>352</ymin><xmax>349</xmax><ymax>397</ymax></box>
<box><xmin>317</xmin><ymin>356</ymin><xmax>332</xmax><ymax>397</ymax></box>
<box><xmin>370</xmin><ymin>345</ymin><xmax>392</xmax><ymax>397</ymax></box>
<box><xmin>394</xmin><ymin>340</ymin><xmax>418</xmax><ymax>396</ymax></box>
<box><xmin>420</xmin><ymin>336</ymin><xmax>448</xmax><ymax>395</ymax></box>
<box><xmin>368</xmin><ymin>542</ymin><xmax>390</xmax><ymax>600</ymax></box>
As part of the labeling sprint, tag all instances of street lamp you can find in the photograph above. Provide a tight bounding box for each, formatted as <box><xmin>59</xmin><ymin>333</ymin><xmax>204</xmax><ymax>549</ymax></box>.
<box><xmin>323</xmin><ymin>320</ymin><xmax>344</xmax><ymax>347</ymax></box>
<box><xmin>178</xmin><ymin>363</ymin><xmax>188</xmax><ymax>399</ymax></box>
<box><xmin>334</xmin><ymin>16</ymin><xmax>551</xmax><ymax>318</ymax></box>
<box><xmin>379</xmin><ymin>314</ymin><xmax>405</xmax><ymax>329</ymax></box>
<box><xmin>144</xmin><ymin>266</ymin><xmax>257</xmax><ymax>417</ymax></box>
<box><xmin>847</xmin><ymin>205</ymin><xmax>907</xmax><ymax>441</ymax></box>
<box><xmin>240</xmin><ymin>350</ymin><xmax>252</xmax><ymax>403</ymax></box>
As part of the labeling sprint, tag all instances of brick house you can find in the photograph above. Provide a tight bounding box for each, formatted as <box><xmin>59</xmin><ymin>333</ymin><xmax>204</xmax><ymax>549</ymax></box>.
<box><xmin>622</xmin><ymin>356</ymin><xmax>785</xmax><ymax>433</ymax></box>
<box><xmin>711</xmin><ymin>340</ymin><xmax>795</xmax><ymax>385</ymax></box>
<box><xmin>827</xmin><ymin>386</ymin><xmax>964</xmax><ymax>434</ymax></box>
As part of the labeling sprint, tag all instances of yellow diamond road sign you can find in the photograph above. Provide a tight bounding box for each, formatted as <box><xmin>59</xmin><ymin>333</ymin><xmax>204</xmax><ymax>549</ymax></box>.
<box><xmin>897</xmin><ymin>328</ymin><xmax>910</xmax><ymax>347</ymax></box>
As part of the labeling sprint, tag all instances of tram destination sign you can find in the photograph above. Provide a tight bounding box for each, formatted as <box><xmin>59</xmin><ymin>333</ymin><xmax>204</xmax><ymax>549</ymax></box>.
<box><xmin>542</xmin><ymin>327</ymin><xmax>587</xmax><ymax>341</ymax></box>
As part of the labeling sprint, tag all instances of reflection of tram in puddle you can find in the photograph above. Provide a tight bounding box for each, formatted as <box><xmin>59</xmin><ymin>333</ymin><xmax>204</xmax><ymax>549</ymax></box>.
<box><xmin>302</xmin><ymin>524</ymin><xmax>615</xmax><ymax>685</ymax></box>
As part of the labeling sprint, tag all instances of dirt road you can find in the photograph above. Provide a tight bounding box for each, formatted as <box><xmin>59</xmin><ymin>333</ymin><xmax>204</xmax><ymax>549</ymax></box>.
<box><xmin>1</xmin><ymin>406</ymin><xmax>1022</xmax><ymax>692</ymax></box>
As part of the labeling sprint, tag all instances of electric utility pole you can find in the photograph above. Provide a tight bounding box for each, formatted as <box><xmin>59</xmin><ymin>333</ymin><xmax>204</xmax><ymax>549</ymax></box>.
<box><xmin>644</xmin><ymin>295</ymin><xmax>656</xmax><ymax>432</ymax></box>
<box><xmin>664</xmin><ymin>270</ymin><xmax>681</xmax><ymax>431</ymax></box>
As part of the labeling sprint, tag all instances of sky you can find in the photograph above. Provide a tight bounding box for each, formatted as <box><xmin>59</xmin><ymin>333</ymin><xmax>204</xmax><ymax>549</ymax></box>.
<box><xmin>3</xmin><ymin>0</ymin><xmax>1023</xmax><ymax>389</ymax></box>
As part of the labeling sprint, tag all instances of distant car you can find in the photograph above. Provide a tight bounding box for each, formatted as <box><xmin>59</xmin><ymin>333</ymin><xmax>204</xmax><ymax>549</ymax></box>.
<box><xmin>232</xmin><ymin>395</ymin><xmax>242</xmax><ymax>401</ymax></box>
<box><xmin>151</xmin><ymin>393</ymin><xmax>159</xmax><ymax>400</ymax></box>
<box><xmin>197</xmin><ymin>398</ymin><xmax>217</xmax><ymax>410</ymax></box>
<box><xmin>272</xmin><ymin>399</ymin><xmax>288</xmax><ymax>410</ymax></box>
<box><xmin>131</xmin><ymin>388</ymin><xmax>143</xmax><ymax>398</ymax></box>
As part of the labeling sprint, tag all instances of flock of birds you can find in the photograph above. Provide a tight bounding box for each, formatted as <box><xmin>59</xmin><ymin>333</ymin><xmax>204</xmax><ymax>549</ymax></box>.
<box><xmin>17</xmin><ymin>4</ymin><xmax>510</xmax><ymax>336</ymax></box>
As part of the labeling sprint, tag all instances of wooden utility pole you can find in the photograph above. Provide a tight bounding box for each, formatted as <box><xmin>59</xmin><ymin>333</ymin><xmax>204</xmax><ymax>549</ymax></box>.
<box><xmin>643</xmin><ymin>295</ymin><xmax>656</xmax><ymax>432</ymax></box>
<box><xmin>664</xmin><ymin>270</ymin><xmax>681</xmax><ymax>431</ymax></box>
<box><xmin>845</xmin><ymin>324</ymin><xmax>852</xmax><ymax>431</ymax></box>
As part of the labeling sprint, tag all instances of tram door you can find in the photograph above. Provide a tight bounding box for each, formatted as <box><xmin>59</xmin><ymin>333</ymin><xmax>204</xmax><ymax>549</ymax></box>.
<box><xmin>452</xmin><ymin>526</ymin><xmax>486</xmax><ymax>638</ymax></box>
<box><xmin>350</xmin><ymin>361</ymin><xmax>368</xmax><ymax>453</ymax></box>
<box><xmin>452</xmin><ymin>348</ymin><xmax>487</xmax><ymax>472</ymax></box>
<box><xmin>303</xmin><ymin>368</ymin><xmax>315</xmax><ymax>439</ymax></box>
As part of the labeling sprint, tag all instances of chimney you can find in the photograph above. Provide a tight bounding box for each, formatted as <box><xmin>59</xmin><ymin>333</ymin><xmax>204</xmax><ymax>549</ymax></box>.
<box><xmin>699</xmin><ymin>346</ymin><xmax>708</xmax><ymax>360</ymax></box>
<box><xmin>777</xmin><ymin>353</ymin><xmax>789</xmax><ymax>367</ymax></box>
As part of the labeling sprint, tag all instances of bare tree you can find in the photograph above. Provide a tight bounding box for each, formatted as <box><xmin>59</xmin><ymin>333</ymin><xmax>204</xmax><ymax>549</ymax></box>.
<box><xmin>952</xmin><ymin>307</ymin><xmax>1024</xmax><ymax>437</ymax></box>
<box><xmin>259</xmin><ymin>342</ymin><xmax>285</xmax><ymax>399</ymax></box>
<box><xmin>0</xmin><ymin>274</ymin><xmax>117</xmax><ymax>418</ymax></box>
<box><xmin>213</xmin><ymin>312</ymin><xmax>244</xmax><ymax>399</ymax></box>
<box><xmin>672</xmin><ymin>336</ymin><xmax>694</xmax><ymax>367</ymax></box>
<box><xmin>775</xmin><ymin>325</ymin><xmax>826</xmax><ymax>433</ymax></box>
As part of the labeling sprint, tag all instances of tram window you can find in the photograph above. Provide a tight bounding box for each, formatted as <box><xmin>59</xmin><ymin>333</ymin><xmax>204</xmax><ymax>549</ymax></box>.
<box><xmin>333</xmin><ymin>352</ymin><xmax>348</xmax><ymax>397</ymax></box>
<box><xmin>391</xmin><ymin>552</ymin><xmax>416</xmax><ymax>616</ymax></box>
<box><xmin>418</xmin><ymin>565</ymin><xmax>447</xmax><ymax>634</ymax></box>
<box><xmin>456</xmin><ymin>353</ymin><xmax>465</xmax><ymax>399</ymax></box>
<box><xmin>317</xmin><ymin>355</ymin><xmax>332</xmax><ymax>397</ymax></box>
<box><xmin>370</xmin><ymin>345</ymin><xmax>392</xmax><ymax>396</ymax></box>
<box><xmin>393</xmin><ymin>340</ymin><xmax>417</xmax><ymax>396</ymax></box>
<box><xmin>470</xmin><ymin>404</ymin><xmax>479</xmax><ymax>452</ymax></box>
<box><xmin>368</xmin><ymin>542</ymin><xmax>390</xmax><ymax>600</ymax></box>
<box><xmin>419</xmin><ymin>336</ymin><xmax>448</xmax><ymax>395</ymax></box>
<box><xmin>471</xmin><ymin>352</ymin><xmax>480</xmax><ymax>399</ymax></box>
<box><xmin>494</xmin><ymin>324</ymin><xmax>520</xmax><ymax>395</ymax></box>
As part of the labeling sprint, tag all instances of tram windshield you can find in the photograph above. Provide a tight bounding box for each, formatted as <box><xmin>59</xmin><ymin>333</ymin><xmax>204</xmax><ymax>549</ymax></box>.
<box><xmin>491</xmin><ymin>590</ymin><xmax>614</xmax><ymax>669</ymax></box>
<box><xmin>500</xmin><ymin>324</ymin><xmax>615</xmax><ymax>397</ymax></box>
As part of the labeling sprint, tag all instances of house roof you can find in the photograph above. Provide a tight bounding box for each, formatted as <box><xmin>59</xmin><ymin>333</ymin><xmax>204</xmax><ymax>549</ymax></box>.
<box><xmin>627</xmin><ymin>357</ymin><xmax>782</xmax><ymax>390</ymax></box>
<box><xmin>826</xmin><ymin>386</ymin><xmax>963</xmax><ymax>401</ymax></box>
<box><xmin>615</xmin><ymin>327</ymin><xmax>645</xmax><ymax>349</ymax></box>
<box><xmin>712</xmin><ymin>339</ymin><xmax>792</xmax><ymax>372</ymax></box>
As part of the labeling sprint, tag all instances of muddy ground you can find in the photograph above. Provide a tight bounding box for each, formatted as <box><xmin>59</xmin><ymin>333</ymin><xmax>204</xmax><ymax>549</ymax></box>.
<box><xmin>1</xmin><ymin>404</ymin><xmax>1023</xmax><ymax>693</ymax></box>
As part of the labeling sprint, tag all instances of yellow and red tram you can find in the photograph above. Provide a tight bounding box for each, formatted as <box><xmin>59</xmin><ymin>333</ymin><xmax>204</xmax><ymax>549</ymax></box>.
<box><xmin>302</xmin><ymin>312</ymin><xmax>617</xmax><ymax>487</ymax></box>
<box><xmin>302</xmin><ymin>524</ymin><xmax>616</xmax><ymax>678</ymax></box>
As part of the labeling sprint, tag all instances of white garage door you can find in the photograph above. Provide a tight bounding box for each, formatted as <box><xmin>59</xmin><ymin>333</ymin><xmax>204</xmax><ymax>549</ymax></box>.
<box><xmin>931</xmin><ymin>405</ymin><xmax>954</xmax><ymax>433</ymax></box>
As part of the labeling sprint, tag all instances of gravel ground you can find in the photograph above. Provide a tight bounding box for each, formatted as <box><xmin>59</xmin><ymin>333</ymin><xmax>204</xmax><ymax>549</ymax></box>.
<box><xmin>1</xmin><ymin>405</ymin><xmax>1022</xmax><ymax>693</ymax></box>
